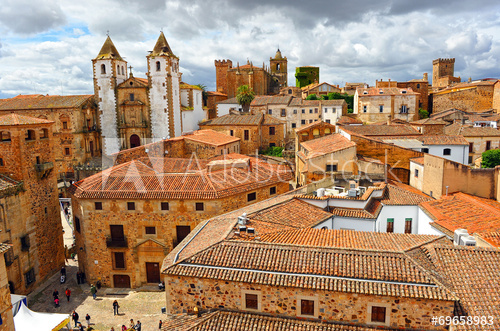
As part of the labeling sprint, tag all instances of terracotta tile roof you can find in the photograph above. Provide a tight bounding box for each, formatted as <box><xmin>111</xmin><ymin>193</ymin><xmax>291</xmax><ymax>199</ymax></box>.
<box><xmin>182</xmin><ymin>130</ymin><xmax>240</xmax><ymax>146</ymax></box>
<box><xmin>246</xmin><ymin>198</ymin><xmax>332</xmax><ymax>230</ymax></box>
<box><xmin>420</xmin><ymin>192</ymin><xmax>500</xmax><ymax>237</ymax></box>
<box><xmin>300</xmin><ymin>134</ymin><xmax>356</xmax><ymax>159</ymax></box>
<box><xmin>206</xmin><ymin>91</ymin><xmax>227</xmax><ymax>97</ymax></box>
<box><xmin>258</xmin><ymin>228</ymin><xmax>447</xmax><ymax>252</ymax></box>
<box><xmin>336</xmin><ymin>116</ymin><xmax>363</xmax><ymax>125</ymax></box>
<box><xmin>434</xmin><ymin>80</ymin><xmax>497</xmax><ymax>95</ymax></box>
<box><xmin>419</xmin><ymin>135</ymin><xmax>469</xmax><ymax>145</ymax></box>
<box><xmin>70</xmin><ymin>155</ymin><xmax>292</xmax><ymax>200</ymax></box>
<box><xmin>445</xmin><ymin>123</ymin><xmax>500</xmax><ymax>136</ymax></box>
<box><xmin>381</xmin><ymin>182</ymin><xmax>433</xmax><ymax>205</ymax></box>
<box><xmin>216</xmin><ymin>97</ymin><xmax>238</xmax><ymax>104</ymax></box>
<box><xmin>329</xmin><ymin>199</ymin><xmax>382</xmax><ymax>219</ymax></box>
<box><xmin>251</xmin><ymin>95</ymin><xmax>292</xmax><ymax>106</ymax></box>
<box><xmin>430</xmin><ymin>245</ymin><xmax>500</xmax><ymax>329</ymax></box>
<box><xmin>201</xmin><ymin>114</ymin><xmax>262</xmax><ymax>126</ymax></box>
<box><xmin>261</xmin><ymin>114</ymin><xmax>285</xmax><ymax>125</ymax></box>
<box><xmin>344</xmin><ymin>125</ymin><xmax>421</xmax><ymax>137</ymax></box>
<box><xmin>466</xmin><ymin>114</ymin><xmax>500</xmax><ymax>123</ymax></box>
<box><xmin>0</xmin><ymin>113</ymin><xmax>54</xmax><ymax>126</ymax></box>
<box><xmin>0</xmin><ymin>94</ymin><xmax>94</xmax><ymax>110</ymax></box>
<box><xmin>477</xmin><ymin>232</ymin><xmax>500</xmax><ymax>248</ymax></box>
<box><xmin>0</xmin><ymin>243</ymin><xmax>11</xmax><ymax>254</ymax></box>
<box><xmin>410</xmin><ymin>156</ymin><xmax>424</xmax><ymax>165</ymax></box>
<box><xmin>164</xmin><ymin>310</ymin><xmax>382</xmax><ymax>331</ymax></box>
<box><xmin>288</xmin><ymin>98</ymin><xmax>321</xmax><ymax>107</ymax></box>
<box><xmin>411</xmin><ymin>118</ymin><xmax>447</xmax><ymax>125</ymax></box>
<box><xmin>294</xmin><ymin>120</ymin><xmax>335</xmax><ymax>133</ymax></box>
<box><xmin>357</xmin><ymin>87</ymin><xmax>419</xmax><ymax>96</ymax></box>
<box><xmin>165</xmin><ymin>240</ymin><xmax>454</xmax><ymax>300</ymax></box>
<box><xmin>320</xmin><ymin>99</ymin><xmax>346</xmax><ymax>106</ymax></box>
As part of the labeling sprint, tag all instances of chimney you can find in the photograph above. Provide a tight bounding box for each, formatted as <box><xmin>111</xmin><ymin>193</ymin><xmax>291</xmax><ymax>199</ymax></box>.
<box><xmin>423</xmin><ymin>73</ymin><xmax>428</xmax><ymax>81</ymax></box>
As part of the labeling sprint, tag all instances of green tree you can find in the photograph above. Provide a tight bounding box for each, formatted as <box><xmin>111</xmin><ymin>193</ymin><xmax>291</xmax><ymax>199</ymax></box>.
<box><xmin>327</xmin><ymin>92</ymin><xmax>354</xmax><ymax>112</ymax></box>
<box><xmin>481</xmin><ymin>149</ymin><xmax>500</xmax><ymax>168</ymax></box>
<box><xmin>306</xmin><ymin>94</ymin><xmax>318</xmax><ymax>100</ymax></box>
<box><xmin>419</xmin><ymin>109</ymin><xmax>429</xmax><ymax>119</ymax></box>
<box><xmin>236</xmin><ymin>85</ymin><xmax>255</xmax><ymax>112</ymax></box>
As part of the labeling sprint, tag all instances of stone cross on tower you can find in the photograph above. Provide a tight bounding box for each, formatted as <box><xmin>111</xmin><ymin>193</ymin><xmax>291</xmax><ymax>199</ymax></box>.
<box><xmin>128</xmin><ymin>65</ymin><xmax>133</xmax><ymax>77</ymax></box>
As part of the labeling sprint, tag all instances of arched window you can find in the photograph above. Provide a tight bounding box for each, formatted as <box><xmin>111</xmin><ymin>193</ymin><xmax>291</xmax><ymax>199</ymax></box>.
<box><xmin>130</xmin><ymin>134</ymin><xmax>141</xmax><ymax>148</ymax></box>
<box><xmin>101</xmin><ymin>64</ymin><xmax>106</xmax><ymax>74</ymax></box>
<box><xmin>313</xmin><ymin>129</ymin><xmax>320</xmax><ymax>137</ymax></box>
<box><xmin>0</xmin><ymin>131</ymin><xmax>11</xmax><ymax>142</ymax></box>
<box><xmin>40</xmin><ymin>128</ymin><xmax>49</xmax><ymax>139</ymax></box>
<box><xmin>25</xmin><ymin>130</ymin><xmax>35</xmax><ymax>141</ymax></box>
<box><xmin>325</xmin><ymin>128</ymin><xmax>331</xmax><ymax>134</ymax></box>
<box><xmin>276</xmin><ymin>63</ymin><xmax>280</xmax><ymax>71</ymax></box>
<box><xmin>288</xmin><ymin>89</ymin><xmax>292</xmax><ymax>94</ymax></box>
<box><xmin>417</xmin><ymin>83</ymin><xmax>420</xmax><ymax>89</ymax></box>
<box><xmin>156</xmin><ymin>61</ymin><xmax>161</xmax><ymax>71</ymax></box>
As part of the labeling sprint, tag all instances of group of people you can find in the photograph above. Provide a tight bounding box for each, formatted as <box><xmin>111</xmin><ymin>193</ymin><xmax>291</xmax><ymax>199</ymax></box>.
<box><xmin>108</xmin><ymin>318</ymin><xmax>142</xmax><ymax>331</ymax></box>
<box><xmin>72</xmin><ymin>310</ymin><xmax>92</xmax><ymax>330</ymax></box>
<box><xmin>52</xmin><ymin>287</ymin><xmax>71</xmax><ymax>307</ymax></box>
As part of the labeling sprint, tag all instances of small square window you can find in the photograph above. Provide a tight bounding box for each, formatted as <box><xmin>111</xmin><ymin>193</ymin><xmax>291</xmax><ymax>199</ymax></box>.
<box><xmin>326</xmin><ymin>119</ymin><xmax>331</xmax><ymax>124</ymax></box>
<box><xmin>247</xmin><ymin>192</ymin><xmax>257</xmax><ymax>202</ymax></box>
<box><xmin>145</xmin><ymin>226</ymin><xmax>156</xmax><ymax>235</ymax></box>
<box><xmin>195</xmin><ymin>202</ymin><xmax>204</xmax><ymax>211</ymax></box>
<box><xmin>314</xmin><ymin>108</ymin><xmax>318</xmax><ymax>113</ymax></box>
<box><xmin>270</xmin><ymin>186</ymin><xmax>276</xmax><ymax>195</ymax></box>
<box><xmin>127</xmin><ymin>202</ymin><xmax>135</xmax><ymax>211</ymax></box>
<box><xmin>324</xmin><ymin>108</ymin><xmax>328</xmax><ymax>113</ymax></box>
<box><xmin>269</xmin><ymin>127</ymin><xmax>275</xmax><ymax>135</ymax></box>
<box><xmin>64</xmin><ymin>147</ymin><xmax>70</xmax><ymax>155</ymax></box>
<box><xmin>379</xmin><ymin>105</ymin><xmax>384</xmax><ymax>113</ymax></box>
<box><xmin>300</xmin><ymin>299</ymin><xmax>315</xmax><ymax>316</ymax></box>
<box><xmin>301</xmin><ymin>120</ymin><xmax>306</xmax><ymax>125</ymax></box>
<box><xmin>301</xmin><ymin>109</ymin><xmax>305</xmax><ymax>114</ymax></box>
<box><xmin>268</xmin><ymin>109</ymin><xmax>272</xmax><ymax>115</ymax></box>
<box><xmin>326</xmin><ymin>164</ymin><xmax>337</xmax><ymax>172</ymax></box>
<box><xmin>291</xmin><ymin>123</ymin><xmax>296</xmax><ymax>128</ymax></box>
<box><xmin>161</xmin><ymin>202</ymin><xmax>169</xmax><ymax>211</ymax></box>
<box><xmin>245</xmin><ymin>293</ymin><xmax>258</xmax><ymax>310</ymax></box>
<box><xmin>309</xmin><ymin>109</ymin><xmax>313</xmax><ymax>114</ymax></box>
<box><xmin>95</xmin><ymin>202</ymin><xmax>103</xmax><ymax>210</ymax></box>
<box><xmin>281</xmin><ymin>109</ymin><xmax>286</xmax><ymax>117</ymax></box>
<box><xmin>309</xmin><ymin>120</ymin><xmax>313</xmax><ymax>123</ymax></box>
<box><xmin>293</xmin><ymin>109</ymin><xmax>297</xmax><ymax>114</ymax></box>
<box><xmin>62</xmin><ymin>122</ymin><xmax>68</xmax><ymax>129</ymax></box>
<box><xmin>415</xmin><ymin>169</ymin><xmax>419</xmax><ymax>178</ymax></box>
<box><xmin>371</xmin><ymin>306</ymin><xmax>386</xmax><ymax>323</ymax></box>
<box><xmin>443</xmin><ymin>148</ymin><xmax>451</xmax><ymax>156</ymax></box>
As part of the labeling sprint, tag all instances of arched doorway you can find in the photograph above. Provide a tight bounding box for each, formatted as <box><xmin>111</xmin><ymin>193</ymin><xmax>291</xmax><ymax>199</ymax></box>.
<box><xmin>130</xmin><ymin>134</ymin><xmax>141</xmax><ymax>148</ymax></box>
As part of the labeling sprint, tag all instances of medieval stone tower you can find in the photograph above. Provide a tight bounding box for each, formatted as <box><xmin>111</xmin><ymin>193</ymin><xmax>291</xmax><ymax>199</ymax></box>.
<box><xmin>92</xmin><ymin>36</ymin><xmax>128</xmax><ymax>155</ymax></box>
<box><xmin>270</xmin><ymin>49</ymin><xmax>288</xmax><ymax>91</ymax></box>
<box><xmin>93</xmin><ymin>33</ymin><xmax>182</xmax><ymax>155</ymax></box>
<box><xmin>432</xmin><ymin>58</ymin><xmax>459</xmax><ymax>88</ymax></box>
<box><xmin>147</xmin><ymin>32</ymin><xmax>182</xmax><ymax>141</ymax></box>
<box><xmin>214</xmin><ymin>60</ymin><xmax>233</xmax><ymax>95</ymax></box>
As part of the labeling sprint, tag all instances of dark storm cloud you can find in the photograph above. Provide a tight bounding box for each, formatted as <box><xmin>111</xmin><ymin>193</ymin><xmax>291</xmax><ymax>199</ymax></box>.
<box><xmin>0</xmin><ymin>0</ymin><xmax>66</xmax><ymax>35</ymax></box>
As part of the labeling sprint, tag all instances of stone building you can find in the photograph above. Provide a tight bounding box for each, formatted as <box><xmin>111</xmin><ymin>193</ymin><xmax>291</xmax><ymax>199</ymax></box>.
<box><xmin>432</xmin><ymin>58</ymin><xmax>460</xmax><ymax>89</ymax></box>
<box><xmin>295</xmin><ymin>66</ymin><xmax>319</xmax><ymax>88</ymax></box>
<box><xmin>444</xmin><ymin>122</ymin><xmax>500</xmax><ymax>163</ymax></box>
<box><xmin>431</xmin><ymin>79</ymin><xmax>498</xmax><ymax>113</ymax></box>
<box><xmin>162</xmin><ymin>187</ymin><xmax>463</xmax><ymax>330</ymax></box>
<box><xmin>199</xmin><ymin>114</ymin><xmax>286</xmax><ymax>154</ymax></box>
<box><xmin>0</xmin><ymin>114</ymin><xmax>65</xmax><ymax>294</ymax></box>
<box><xmin>94</xmin><ymin>33</ymin><xmax>204</xmax><ymax>155</ymax></box>
<box><xmin>0</xmin><ymin>94</ymin><xmax>100</xmax><ymax>181</ymax></box>
<box><xmin>214</xmin><ymin>49</ymin><xmax>288</xmax><ymax>98</ymax></box>
<box><xmin>376</xmin><ymin>74</ymin><xmax>429</xmax><ymax>111</ymax></box>
<box><xmin>353</xmin><ymin>87</ymin><xmax>419</xmax><ymax>123</ymax></box>
<box><xmin>296</xmin><ymin>133</ymin><xmax>357</xmax><ymax>185</ymax></box>
<box><xmin>301</xmin><ymin>82</ymin><xmax>341</xmax><ymax>99</ymax></box>
<box><xmin>69</xmin><ymin>154</ymin><xmax>291</xmax><ymax>288</ymax></box>
<box><xmin>0</xmin><ymin>243</ymin><xmax>14</xmax><ymax>330</ymax></box>
<box><xmin>294</xmin><ymin>121</ymin><xmax>336</xmax><ymax>151</ymax></box>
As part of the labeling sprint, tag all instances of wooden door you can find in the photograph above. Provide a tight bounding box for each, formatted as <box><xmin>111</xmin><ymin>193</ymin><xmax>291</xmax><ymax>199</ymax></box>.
<box><xmin>146</xmin><ymin>262</ymin><xmax>160</xmax><ymax>283</ymax></box>
<box><xmin>130</xmin><ymin>134</ymin><xmax>141</xmax><ymax>148</ymax></box>
<box><xmin>110</xmin><ymin>225</ymin><xmax>124</xmax><ymax>241</ymax></box>
<box><xmin>113</xmin><ymin>274</ymin><xmax>130</xmax><ymax>288</ymax></box>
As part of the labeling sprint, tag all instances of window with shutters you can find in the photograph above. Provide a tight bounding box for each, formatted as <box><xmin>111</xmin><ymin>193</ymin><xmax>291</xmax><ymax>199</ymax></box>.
<box><xmin>371</xmin><ymin>306</ymin><xmax>386</xmax><ymax>322</ymax></box>
<box><xmin>386</xmin><ymin>219</ymin><xmax>394</xmax><ymax>233</ymax></box>
<box><xmin>113</xmin><ymin>252</ymin><xmax>125</xmax><ymax>269</ymax></box>
<box><xmin>405</xmin><ymin>218</ymin><xmax>412</xmax><ymax>234</ymax></box>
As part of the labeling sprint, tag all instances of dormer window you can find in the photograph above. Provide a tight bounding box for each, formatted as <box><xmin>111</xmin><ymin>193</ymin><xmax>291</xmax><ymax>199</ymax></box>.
<box><xmin>101</xmin><ymin>64</ymin><xmax>106</xmax><ymax>74</ymax></box>
<box><xmin>401</xmin><ymin>90</ymin><xmax>407</xmax><ymax>94</ymax></box>
<box><xmin>156</xmin><ymin>61</ymin><xmax>161</xmax><ymax>71</ymax></box>
<box><xmin>363</xmin><ymin>91</ymin><xmax>368</xmax><ymax>95</ymax></box>
<box><xmin>379</xmin><ymin>90</ymin><xmax>383</xmax><ymax>94</ymax></box>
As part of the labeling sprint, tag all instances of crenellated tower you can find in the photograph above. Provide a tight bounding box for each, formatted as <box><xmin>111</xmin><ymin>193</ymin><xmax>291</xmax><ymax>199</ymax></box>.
<box><xmin>214</xmin><ymin>59</ymin><xmax>233</xmax><ymax>95</ymax></box>
<box><xmin>147</xmin><ymin>32</ymin><xmax>182</xmax><ymax>140</ymax></box>
<box><xmin>92</xmin><ymin>36</ymin><xmax>127</xmax><ymax>155</ymax></box>
<box><xmin>432</xmin><ymin>58</ymin><xmax>459</xmax><ymax>88</ymax></box>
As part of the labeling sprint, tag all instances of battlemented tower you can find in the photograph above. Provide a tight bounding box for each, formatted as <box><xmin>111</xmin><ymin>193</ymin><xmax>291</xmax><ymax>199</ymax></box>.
<box><xmin>432</xmin><ymin>58</ymin><xmax>459</xmax><ymax>88</ymax></box>
<box><xmin>147</xmin><ymin>32</ymin><xmax>182</xmax><ymax>140</ymax></box>
<box><xmin>92</xmin><ymin>36</ymin><xmax>127</xmax><ymax>155</ymax></box>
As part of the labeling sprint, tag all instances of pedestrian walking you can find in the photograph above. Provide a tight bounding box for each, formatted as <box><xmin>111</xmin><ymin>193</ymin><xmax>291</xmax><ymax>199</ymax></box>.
<box><xmin>90</xmin><ymin>284</ymin><xmax>97</xmax><ymax>299</ymax></box>
<box><xmin>65</xmin><ymin>288</ymin><xmax>71</xmax><ymax>301</ymax></box>
<box><xmin>158</xmin><ymin>320</ymin><xmax>162</xmax><ymax>329</ymax></box>
<box><xmin>85</xmin><ymin>313</ymin><xmax>91</xmax><ymax>327</ymax></box>
<box><xmin>78</xmin><ymin>322</ymin><xmax>84</xmax><ymax>331</ymax></box>
<box><xmin>110</xmin><ymin>328</ymin><xmax>115</xmax><ymax>331</ymax></box>
<box><xmin>134</xmin><ymin>320</ymin><xmax>142</xmax><ymax>331</ymax></box>
<box><xmin>129</xmin><ymin>319</ymin><xmax>134</xmax><ymax>329</ymax></box>
<box><xmin>54</xmin><ymin>297</ymin><xmax>59</xmax><ymax>308</ymax></box>
<box><xmin>52</xmin><ymin>289</ymin><xmax>59</xmax><ymax>300</ymax></box>
<box><xmin>76</xmin><ymin>271</ymin><xmax>81</xmax><ymax>284</ymax></box>
<box><xmin>113</xmin><ymin>300</ymin><xmax>119</xmax><ymax>315</ymax></box>
<box><xmin>72</xmin><ymin>311</ymin><xmax>79</xmax><ymax>327</ymax></box>
<box><xmin>60</xmin><ymin>265</ymin><xmax>66</xmax><ymax>276</ymax></box>
<box><xmin>121</xmin><ymin>325</ymin><xmax>127</xmax><ymax>331</ymax></box>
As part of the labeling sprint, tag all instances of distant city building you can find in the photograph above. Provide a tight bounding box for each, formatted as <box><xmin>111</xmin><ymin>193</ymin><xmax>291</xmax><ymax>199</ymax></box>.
<box><xmin>432</xmin><ymin>58</ymin><xmax>460</xmax><ymax>89</ymax></box>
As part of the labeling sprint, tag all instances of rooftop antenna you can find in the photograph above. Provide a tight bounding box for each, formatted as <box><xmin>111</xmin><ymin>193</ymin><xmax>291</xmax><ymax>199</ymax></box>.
<box><xmin>106</xmin><ymin>30</ymin><xmax>109</xmax><ymax>37</ymax></box>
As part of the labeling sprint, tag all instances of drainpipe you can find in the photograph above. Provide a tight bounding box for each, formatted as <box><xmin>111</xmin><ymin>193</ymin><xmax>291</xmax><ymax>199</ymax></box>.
<box><xmin>445</xmin><ymin>186</ymin><xmax>449</xmax><ymax>196</ymax></box>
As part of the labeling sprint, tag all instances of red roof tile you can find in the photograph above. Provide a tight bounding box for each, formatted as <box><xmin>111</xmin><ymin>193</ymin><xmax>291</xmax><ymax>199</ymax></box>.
<box><xmin>0</xmin><ymin>94</ymin><xmax>93</xmax><ymax>110</ymax></box>
<box><xmin>201</xmin><ymin>114</ymin><xmax>263</xmax><ymax>126</ymax></box>
<box><xmin>344</xmin><ymin>124</ymin><xmax>421</xmax><ymax>137</ymax></box>
<box><xmin>182</xmin><ymin>130</ymin><xmax>240</xmax><ymax>146</ymax></box>
<box><xmin>251</xmin><ymin>95</ymin><xmax>292</xmax><ymax>105</ymax></box>
<box><xmin>294</xmin><ymin>120</ymin><xmax>335</xmax><ymax>133</ymax></box>
<box><xmin>300</xmin><ymin>134</ymin><xmax>355</xmax><ymax>159</ymax></box>
<box><xmin>0</xmin><ymin>113</ymin><xmax>54</xmax><ymax>126</ymax></box>
<box><xmin>357</xmin><ymin>87</ymin><xmax>419</xmax><ymax>96</ymax></box>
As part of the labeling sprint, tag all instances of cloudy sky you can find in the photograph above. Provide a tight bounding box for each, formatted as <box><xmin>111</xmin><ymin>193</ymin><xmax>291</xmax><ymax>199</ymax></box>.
<box><xmin>0</xmin><ymin>0</ymin><xmax>499</xmax><ymax>98</ymax></box>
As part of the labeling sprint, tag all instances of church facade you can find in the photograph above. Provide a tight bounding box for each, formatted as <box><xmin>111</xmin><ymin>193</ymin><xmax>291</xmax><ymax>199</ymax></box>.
<box><xmin>93</xmin><ymin>33</ymin><xmax>204</xmax><ymax>155</ymax></box>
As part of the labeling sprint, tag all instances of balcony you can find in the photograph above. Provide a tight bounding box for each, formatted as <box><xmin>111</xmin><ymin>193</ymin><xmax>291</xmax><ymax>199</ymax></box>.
<box><xmin>106</xmin><ymin>236</ymin><xmax>128</xmax><ymax>248</ymax></box>
<box><xmin>35</xmin><ymin>162</ymin><xmax>54</xmax><ymax>172</ymax></box>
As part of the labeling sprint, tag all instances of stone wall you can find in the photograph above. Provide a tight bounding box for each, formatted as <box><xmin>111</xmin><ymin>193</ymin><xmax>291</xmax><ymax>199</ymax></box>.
<box><xmin>214</xmin><ymin>60</ymin><xmax>232</xmax><ymax>94</ymax></box>
<box><xmin>226</xmin><ymin>67</ymin><xmax>270</xmax><ymax>99</ymax></box>
<box><xmin>199</xmin><ymin>125</ymin><xmax>261</xmax><ymax>155</ymax></box>
<box><xmin>432</xmin><ymin>85</ymin><xmax>494</xmax><ymax>113</ymax></box>
<box><xmin>0</xmin><ymin>253</ymin><xmax>14</xmax><ymax>331</ymax></box>
<box><xmin>72</xmin><ymin>181</ymin><xmax>289</xmax><ymax>288</ymax></box>
<box><xmin>261</xmin><ymin>123</ymin><xmax>285</xmax><ymax>149</ymax></box>
<box><xmin>165</xmin><ymin>275</ymin><xmax>453</xmax><ymax>330</ymax></box>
